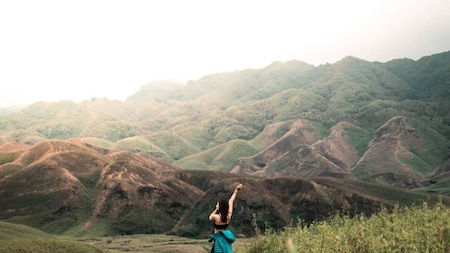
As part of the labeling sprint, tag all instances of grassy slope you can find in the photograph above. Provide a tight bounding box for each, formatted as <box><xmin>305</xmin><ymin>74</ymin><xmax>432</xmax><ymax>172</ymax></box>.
<box><xmin>112</xmin><ymin>135</ymin><xmax>172</xmax><ymax>161</ymax></box>
<box><xmin>0</xmin><ymin>221</ymin><xmax>105</xmax><ymax>253</ymax></box>
<box><xmin>81</xmin><ymin>137</ymin><xmax>115</xmax><ymax>150</ymax></box>
<box><xmin>406</xmin><ymin>118</ymin><xmax>449</xmax><ymax>169</ymax></box>
<box><xmin>0</xmin><ymin>54</ymin><xmax>448</xmax><ymax>172</ymax></box>
<box><xmin>0</xmin><ymin>221</ymin><xmax>53</xmax><ymax>240</ymax></box>
<box><xmin>174</xmin><ymin>139</ymin><xmax>259</xmax><ymax>171</ymax></box>
<box><xmin>313</xmin><ymin>177</ymin><xmax>449</xmax><ymax>206</ymax></box>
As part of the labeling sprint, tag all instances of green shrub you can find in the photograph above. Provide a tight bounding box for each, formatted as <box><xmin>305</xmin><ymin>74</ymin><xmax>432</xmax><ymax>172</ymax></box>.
<box><xmin>243</xmin><ymin>202</ymin><xmax>450</xmax><ymax>253</ymax></box>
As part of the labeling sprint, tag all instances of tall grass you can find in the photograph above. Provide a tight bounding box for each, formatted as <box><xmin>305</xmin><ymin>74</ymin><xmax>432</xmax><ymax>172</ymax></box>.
<box><xmin>243</xmin><ymin>202</ymin><xmax>450</xmax><ymax>253</ymax></box>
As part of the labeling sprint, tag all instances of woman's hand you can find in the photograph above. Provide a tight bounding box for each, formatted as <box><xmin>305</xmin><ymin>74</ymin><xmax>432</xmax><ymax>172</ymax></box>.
<box><xmin>235</xmin><ymin>183</ymin><xmax>242</xmax><ymax>192</ymax></box>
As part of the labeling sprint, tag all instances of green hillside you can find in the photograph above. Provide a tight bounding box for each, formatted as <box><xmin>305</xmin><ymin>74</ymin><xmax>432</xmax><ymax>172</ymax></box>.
<box><xmin>0</xmin><ymin>51</ymin><xmax>449</xmax><ymax>190</ymax></box>
<box><xmin>0</xmin><ymin>53</ymin><xmax>448</xmax><ymax>201</ymax></box>
<box><xmin>174</xmin><ymin>139</ymin><xmax>260</xmax><ymax>171</ymax></box>
<box><xmin>0</xmin><ymin>221</ymin><xmax>52</xmax><ymax>240</ymax></box>
<box><xmin>0</xmin><ymin>221</ymin><xmax>105</xmax><ymax>253</ymax></box>
<box><xmin>1</xmin><ymin>52</ymin><xmax>448</xmax><ymax>150</ymax></box>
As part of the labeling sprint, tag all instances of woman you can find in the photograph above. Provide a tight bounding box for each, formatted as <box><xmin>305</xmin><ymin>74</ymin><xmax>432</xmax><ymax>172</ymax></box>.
<box><xmin>208</xmin><ymin>183</ymin><xmax>242</xmax><ymax>253</ymax></box>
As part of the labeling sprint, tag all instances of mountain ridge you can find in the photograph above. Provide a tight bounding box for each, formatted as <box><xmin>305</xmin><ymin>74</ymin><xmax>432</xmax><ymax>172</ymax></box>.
<box><xmin>0</xmin><ymin>51</ymin><xmax>448</xmax><ymax>187</ymax></box>
<box><xmin>0</xmin><ymin>51</ymin><xmax>449</xmax><ymax>237</ymax></box>
<box><xmin>2</xmin><ymin>139</ymin><xmax>448</xmax><ymax>238</ymax></box>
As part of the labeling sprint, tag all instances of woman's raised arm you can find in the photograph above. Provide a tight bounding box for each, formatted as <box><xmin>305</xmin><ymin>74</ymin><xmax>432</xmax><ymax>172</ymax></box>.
<box><xmin>228</xmin><ymin>183</ymin><xmax>242</xmax><ymax>218</ymax></box>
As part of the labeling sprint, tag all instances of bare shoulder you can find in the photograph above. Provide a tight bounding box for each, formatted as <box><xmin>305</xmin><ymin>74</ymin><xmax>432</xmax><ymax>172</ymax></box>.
<box><xmin>209</xmin><ymin>213</ymin><xmax>220</xmax><ymax>222</ymax></box>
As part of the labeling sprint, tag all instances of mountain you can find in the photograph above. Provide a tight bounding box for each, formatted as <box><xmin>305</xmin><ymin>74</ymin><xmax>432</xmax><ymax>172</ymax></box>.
<box><xmin>231</xmin><ymin>115</ymin><xmax>448</xmax><ymax>190</ymax></box>
<box><xmin>352</xmin><ymin>116</ymin><xmax>442</xmax><ymax>188</ymax></box>
<box><xmin>0</xmin><ymin>139</ymin><xmax>203</xmax><ymax>235</ymax></box>
<box><xmin>0</xmin><ymin>52</ymin><xmax>448</xmax><ymax>188</ymax></box>
<box><xmin>1</xmin><ymin>140</ymin><xmax>448</xmax><ymax>238</ymax></box>
<box><xmin>231</xmin><ymin>120</ymin><xmax>357</xmax><ymax>178</ymax></box>
<box><xmin>0</xmin><ymin>51</ymin><xmax>449</xmax><ymax>236</ymax></box>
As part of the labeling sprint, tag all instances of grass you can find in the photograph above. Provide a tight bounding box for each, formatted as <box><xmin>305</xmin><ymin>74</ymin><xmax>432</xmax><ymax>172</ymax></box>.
<box><xmin>241</xmin><ymin>202</ymin><xmax>450</xmax><ymax>253</ymax></box>
<box><xmin>0</xmin><ymin>152</ymin><xmax>15</xmax><ymax>165</ymax></box>
<box><xmin>75</xmin><ymin>234</ymin><xmax>209</xmax><ymax>253</ymax></box>
<box><xmin>314</xmin><ymin>177</ymin><xmax>447</xmax><ymax>206</ymax></box>
<box><xmin>0</xmin><ymin>239</ymin><xmax>106</xmax><ymax>253</ymax></box>
<box><xmin>398</xmin><ymin>153</ymin><xmax>434</xmax><ymax>176</ymax></box>
<box><xmin>421</xmin><ymin>177</ymin><xmax>450</xmax><ymax>195</ymax></box>
<box><xmin>2</xmin><ymin>201</ymin><xmax>450</xmax><ymax>252</ymax></box>
<box><xmin>67</xmin><ymin>201</ymin><xmax>450</xmax><ymax>253</ymax></box>
<box><xmin>82</xmin><ymin>137</ymin><xmax>115</xmax><ymax>150</ymax></box>
<box><xmin>0</xmin><ymin>221</ymin><xmax>52</xmax><ymax>240</ymax></box>
<box><xmin>175</xmin><ymin>139</ymin><xmax>259</xmax><ymax>171</ymax></box>
<box><xmin>344</xmin><ymin>125</ymin><xmax>372</xmax><ymax>158</ymax></box>
<box><xmin>0</xmin><ymin>220</ymin><xmax>271</xmax><ymax>253</ymax></box>
<box><xmin>0</xmin><ymin>163</ymin><xmax>21</xmax><ymax>179</ymax></box>
<box><xmin>0</xmin><ymin>221</ymin><xmax>106</xmax><ymax>253</ymax></box>
<box><xmin>112</xmin><ymin>136</ymin><xmax>173</xmax><ymax>162</ymax></box>
<box><xmin>75</xmin><ymin>233</ymin><xmax>252</xmax><ymax>253</ymax></box>
<box><xmin>406</xmin><ymin>118</ymin><xmax>448</xmax><ymax>168</ymax></box>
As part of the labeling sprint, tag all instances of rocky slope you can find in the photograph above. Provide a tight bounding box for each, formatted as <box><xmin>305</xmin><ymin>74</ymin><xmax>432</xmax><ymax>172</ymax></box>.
<box><xmin>232</xmin><ymin>116</ymin><xmax>447</xmax><ymax>190</ymax></box>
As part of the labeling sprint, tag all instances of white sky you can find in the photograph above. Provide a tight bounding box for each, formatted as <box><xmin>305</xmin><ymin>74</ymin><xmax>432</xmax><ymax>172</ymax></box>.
<box><xmin>1</xmin><ymin>0</ymin><xmax>449</xmax><ymax>107</ymax></box>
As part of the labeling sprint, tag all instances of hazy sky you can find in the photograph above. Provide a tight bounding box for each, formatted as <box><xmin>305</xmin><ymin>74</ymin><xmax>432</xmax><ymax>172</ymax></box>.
<box><xmin>1</xmin><ymin>0</ymin><xmax>449</xmax><ymax>107</ymax></box>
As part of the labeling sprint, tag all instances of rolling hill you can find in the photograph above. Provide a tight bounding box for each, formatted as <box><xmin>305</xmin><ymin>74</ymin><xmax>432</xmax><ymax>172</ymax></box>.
<box><xmin>0</xmin><ymin>51</ymin><xmax>449</xmax><ymax>237</ymax></box>
<box><xmin>0</xmin><ymin>221</ymin><xmax>105</xmax><ymax>253</ymax></box>
<box><xmin>1</xmin><ymin>140</ymin><xmax>448</xmax><ymax>238</ymax></box>
<box><xmin>0</xmin><ymin>140</ymin><xmax>203</xmax><ymax>236</ymax></box>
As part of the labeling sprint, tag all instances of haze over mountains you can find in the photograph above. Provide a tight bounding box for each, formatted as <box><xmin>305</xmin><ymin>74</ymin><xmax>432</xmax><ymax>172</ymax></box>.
<box><xmin>0</xmin><ymin>51</ymin><xmax>449</xmax><ymax>237</ymax></box>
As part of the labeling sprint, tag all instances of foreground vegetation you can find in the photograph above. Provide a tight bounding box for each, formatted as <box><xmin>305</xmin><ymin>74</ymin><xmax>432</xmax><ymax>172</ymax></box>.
<box><xmin>243</xmin><ymin>202</ymin><xmax>450</xmax><ymax>253</ymax></box>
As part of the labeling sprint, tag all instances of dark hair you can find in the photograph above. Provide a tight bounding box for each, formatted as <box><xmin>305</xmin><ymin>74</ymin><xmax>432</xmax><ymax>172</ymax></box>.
<box><xmin>218</xmin><ymin>200</ymin><xmax>229</xmax><ymax>223</ymax></box>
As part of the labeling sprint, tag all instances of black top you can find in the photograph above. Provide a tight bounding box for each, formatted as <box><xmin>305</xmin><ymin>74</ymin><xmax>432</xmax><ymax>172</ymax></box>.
<box><xmin>214</xmin><ymin>223</ymin><xmax>229</xmax><ymax>229</ymax></box>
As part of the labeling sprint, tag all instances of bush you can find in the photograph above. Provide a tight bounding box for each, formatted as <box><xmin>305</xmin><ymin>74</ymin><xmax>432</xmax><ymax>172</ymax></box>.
<box><xmin>243</xmin><ymin>202</ymin><xmax>450</xmax><ymax>253</ymax></box>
